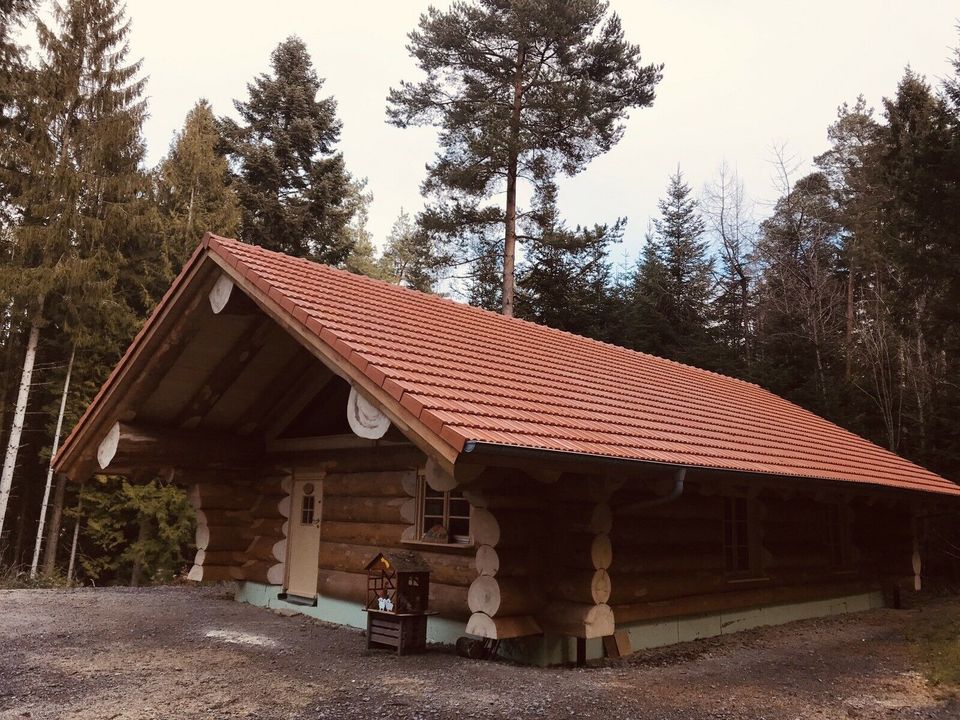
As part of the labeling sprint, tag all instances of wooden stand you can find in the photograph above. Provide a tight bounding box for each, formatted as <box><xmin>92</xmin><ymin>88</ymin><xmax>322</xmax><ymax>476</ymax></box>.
<box><xmin>366</xmin><ymin>610</ymin><xmax>431</xmax><ymax>655</ymax></box>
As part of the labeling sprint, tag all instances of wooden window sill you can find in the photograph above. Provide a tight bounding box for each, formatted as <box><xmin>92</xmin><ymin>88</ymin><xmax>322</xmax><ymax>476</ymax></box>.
<box><xmin>725</xmin><ymin>575</ymin><xmax>771</xmax><ymax>585</ymax></box>
<box><xmin>401</xmin><ymin>539</ymin><xmax>475</xmax><ymax>553</ymax></box>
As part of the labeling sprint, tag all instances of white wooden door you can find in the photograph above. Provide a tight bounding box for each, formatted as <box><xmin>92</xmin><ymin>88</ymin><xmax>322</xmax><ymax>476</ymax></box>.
<box><xmin>285</xmin><ymin>476</ymin><xmax>323</xmax><ymax>599</ymax></box>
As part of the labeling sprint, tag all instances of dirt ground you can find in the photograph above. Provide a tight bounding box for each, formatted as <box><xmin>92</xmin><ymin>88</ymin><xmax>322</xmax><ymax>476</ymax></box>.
<box><xmin>1</xmin><ymin>586</ymin><xmax>958</xmax><ymax>720</ymax></box>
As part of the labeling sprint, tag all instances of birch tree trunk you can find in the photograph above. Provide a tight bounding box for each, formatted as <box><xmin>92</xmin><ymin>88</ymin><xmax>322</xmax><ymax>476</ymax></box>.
<box><xmin>0</xmin><ymin>322</ymin><xmax>40</xmax><ymax>542</ymax></box>
<box><xmin>30</xmin><ymin>344</ymin><xmax>75</xmax><ymax>578</ymax></box>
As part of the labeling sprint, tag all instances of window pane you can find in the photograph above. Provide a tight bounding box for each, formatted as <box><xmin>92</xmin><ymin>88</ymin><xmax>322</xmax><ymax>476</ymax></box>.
<box><xmin>301</xmin><ymin>496</ymin><xmax>314</xmax><ymax>525</ymax></box>
<box><xmin>449</xmin><ymin>516</ymin><xmax>470</xmax><ymax>540</ymax></box>
<box><xmin>448</xmin><ymin>497</ymin><xmax>470</xmax><ymax>518</ymax></box>
<box><xmin>424</xmin><ymin>498</ymin><xmax>444</xmax><ymax>516</ymax></box>
<box><xmin>737</xmin><ymin>546</ymin><xmax>749</xmax><ymax>571</ymax></box>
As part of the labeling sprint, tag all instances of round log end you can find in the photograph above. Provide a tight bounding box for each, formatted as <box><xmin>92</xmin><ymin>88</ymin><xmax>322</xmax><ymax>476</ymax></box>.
<box><xmin>467</xmin><ymin>575</ymin><xmax>501</xmax><ymax>615</ymax></box>
<box><xmin>96</xmin><ymin>421</ymin><xmax>121</xmax><ymax>470</ymax></box>
<box><xmin>209</xmin><ymin>274</ymin><xmax>234</xmax><ymax>314</ymax></box>
<box><xmin>475</xmin><ymin>544</ymin><xmax>499</xmax><ymax>576</ymax></box>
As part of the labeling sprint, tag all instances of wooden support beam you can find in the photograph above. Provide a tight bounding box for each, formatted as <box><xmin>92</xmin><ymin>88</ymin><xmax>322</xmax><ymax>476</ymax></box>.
<box><xmin>234</xmin><ymin>350</ymin><xmax>314</xmax><ymax>436</ymax></box>
<box><xmin>175</xmin><ymin>319</ymin><xmax>273</xmax><ymax>429</ymax></box>
<box><xmin>96</xmin><ymin>421</ymin><xmax>264</xmax><ymax>473</ymax></box>
<box><xmin>261</xmin><ymin>362</ymin><xmax>334</xmax><ymax>440</ymax></box>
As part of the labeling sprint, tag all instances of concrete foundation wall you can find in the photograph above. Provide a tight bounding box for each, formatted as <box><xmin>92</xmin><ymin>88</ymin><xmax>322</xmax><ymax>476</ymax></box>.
<box><xmin>235</xmin><ymin>581</ymin><xmax>885</xmax><ymax>666</ymax></box>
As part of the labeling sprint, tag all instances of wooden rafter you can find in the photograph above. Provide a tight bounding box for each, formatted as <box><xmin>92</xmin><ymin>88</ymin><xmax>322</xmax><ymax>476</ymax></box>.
<box><xmin>174</xmin><ymin>317</ymin><xmax>273</xmax><ymax>429</ymax></box>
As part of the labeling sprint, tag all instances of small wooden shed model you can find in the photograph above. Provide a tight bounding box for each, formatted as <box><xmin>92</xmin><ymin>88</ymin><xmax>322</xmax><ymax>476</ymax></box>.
<box><xmin>365</xmin><ymin>551</ymin><xmax>431</xmax><ymax>654</ymax></box>
<box><xmin>53</xmin><ymin>233</ymin><xmax>960</xmax><ymax>664</ymax></box>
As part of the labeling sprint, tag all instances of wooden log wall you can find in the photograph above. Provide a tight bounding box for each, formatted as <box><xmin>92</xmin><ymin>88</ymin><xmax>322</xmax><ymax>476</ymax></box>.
<box><xmin>186</xmin><ymin>469</ymin><xmax>289</xmax><ymax>584</ymax></box>
<box><xmin>465</xmin><ymin>472</ymin><xmax>549</xmax><ymax>640</ymax></box>
<box><xmin>608</xmin><ymin>481</ymin><xmax>907</xmax><ymax>626</ymax></box>
<box><xmin>314</xmin><ymin>465</ymin><xmax>472</xmax><ymax>620</ymax></box>
<box><xmin>535</xmin><ymin>474</ymin><xmax>617</xmax><ymax>638</ymax></box>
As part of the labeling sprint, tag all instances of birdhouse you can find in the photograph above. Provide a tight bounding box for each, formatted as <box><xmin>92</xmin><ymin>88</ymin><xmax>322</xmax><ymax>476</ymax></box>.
<box><xmin>364</xmin><ymin>551</ymin><xmax>432</xmax><ymax>655</ymax></box>
<box><xmin>365</xmin><ymin>551</ymin><xmax>430</xmax><ymax>614</ymax></box>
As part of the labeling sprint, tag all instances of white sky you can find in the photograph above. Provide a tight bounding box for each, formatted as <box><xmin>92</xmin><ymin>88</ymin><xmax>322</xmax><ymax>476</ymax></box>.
<box><xmin>123</xmin><ymin>0</ymin><xmax>958</xmax><ymax>260</ymax></box>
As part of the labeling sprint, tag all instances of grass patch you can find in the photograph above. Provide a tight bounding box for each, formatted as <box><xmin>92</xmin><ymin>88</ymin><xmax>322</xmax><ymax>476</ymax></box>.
<box><xmin>0</xmin><ymin>564</ymin><xmax>71</xmax><ymax>589</ymax></box>
<box><xmin>906</xmin><ymin>598</ymin><xmax>960</xmax><ymax>689</ymax></box>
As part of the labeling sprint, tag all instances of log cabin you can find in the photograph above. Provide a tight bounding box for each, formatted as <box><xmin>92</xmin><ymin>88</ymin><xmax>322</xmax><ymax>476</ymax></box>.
<box><xmin>53</xmin><ymin>233</ymin><xmax>960</xmax><ymax>665</ymax></box>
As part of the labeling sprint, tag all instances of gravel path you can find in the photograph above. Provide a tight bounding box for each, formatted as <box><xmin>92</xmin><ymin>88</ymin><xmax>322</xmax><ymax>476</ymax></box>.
<box><xmin>1</xmin><ymin>586</ymin><xmax>957</xmax><ymax>719</ymax></box>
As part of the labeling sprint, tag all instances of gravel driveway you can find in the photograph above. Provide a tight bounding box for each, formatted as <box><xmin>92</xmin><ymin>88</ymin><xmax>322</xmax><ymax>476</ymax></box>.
<box><xmin>1</xmin><ymin>585</ymin><xmax>957</xmax><ymax>719</ymax></box>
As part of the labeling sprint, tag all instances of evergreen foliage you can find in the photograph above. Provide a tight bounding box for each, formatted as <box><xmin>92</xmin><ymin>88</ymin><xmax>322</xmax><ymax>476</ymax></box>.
<box><xmin>624</xmin><ymin>171</ymin><xmax>714</xmax><ymax>362</ymax></box>
<box><xmin>2</xmin><ymin>7</ymin><xmax>959</xmax><ymax>585</ymax></box>
<box><xmin>156</xmin><ymin>100</ymin><xmax>240</xmax><ymax>275</ymax></box>
<box><xmin>388</xmin><ymin>0</ymin><xmax>662</xmax><ymax>315</ymax></box>
<box><xmin>221</xmin><ymin>37</ymin><xmax>357</xmax><ymax>263</ymax></box>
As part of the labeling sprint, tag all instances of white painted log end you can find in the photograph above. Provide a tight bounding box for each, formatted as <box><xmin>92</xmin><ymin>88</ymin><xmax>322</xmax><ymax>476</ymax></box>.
<box><xmin>209</xmin><ymin>274</ymin><xmax>235</xmax><ymax>314</ymax></box>
<box><xmin>346</xmin><ymin>386</ymin><xmax>390</xmax><ymax>439</ymax></box>
<box><xmin>96</xmin><ymin>421</ymin><xmax>121</xmax><ymax>470</ymax></box>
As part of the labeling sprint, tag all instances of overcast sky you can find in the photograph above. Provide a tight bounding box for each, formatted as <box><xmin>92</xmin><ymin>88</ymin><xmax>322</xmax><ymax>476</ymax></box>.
<box><xmin>124</xmin><ymin>1</ymin><xmax>958</xmax><ymax>260</ymax></box>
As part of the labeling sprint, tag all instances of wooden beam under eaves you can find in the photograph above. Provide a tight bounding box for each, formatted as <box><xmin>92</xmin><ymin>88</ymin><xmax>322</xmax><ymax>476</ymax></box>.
<box><xmin>174</xmin><ymin>317</ymin><xmax>272</xmax><ymax>429</ymax></box>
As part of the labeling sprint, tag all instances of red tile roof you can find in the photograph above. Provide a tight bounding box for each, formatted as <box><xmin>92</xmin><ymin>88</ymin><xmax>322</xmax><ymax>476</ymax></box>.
<box><xmin>202</xmin><ymin>235</ymin><xmax>959</xmax><ymax>497</ymax></box>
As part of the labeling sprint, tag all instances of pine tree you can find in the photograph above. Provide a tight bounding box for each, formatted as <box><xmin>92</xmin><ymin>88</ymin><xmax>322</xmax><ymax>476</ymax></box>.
<box><xmin>221</xmin><ymin>37</ymin><xmax>357</xmax><ymax>262</ymax></box>
<box><xmin>626</xmin><ymin>170</ymin><xmax>714</xmax><ymax>362</ymax></box>
<box><xmin>388</xmin><ymin>0</ymin><xmax>662</xmax><ymax>316</ymax></box>
<box><xmin>156</xmin><ymin>99</ymin><xmax>240</xmax><ymax>275</ymax></box>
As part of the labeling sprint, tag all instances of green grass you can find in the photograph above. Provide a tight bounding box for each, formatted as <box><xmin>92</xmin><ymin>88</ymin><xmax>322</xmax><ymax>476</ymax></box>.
<box><xmin>906</xmin><ymin>599</ymin><xmax>960</xmax><ymax>689</ymax></box>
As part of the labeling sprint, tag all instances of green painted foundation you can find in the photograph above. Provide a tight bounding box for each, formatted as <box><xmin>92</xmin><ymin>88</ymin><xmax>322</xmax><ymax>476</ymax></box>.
<box><xmin>234</xmin><ymin>581</ymin><xmax>467</xmax><ymax>644</ymax></box>
<box><xmin>235</xmin><ymin>582</ymin><xmax>886</xmax><ymax>666</ymax></box>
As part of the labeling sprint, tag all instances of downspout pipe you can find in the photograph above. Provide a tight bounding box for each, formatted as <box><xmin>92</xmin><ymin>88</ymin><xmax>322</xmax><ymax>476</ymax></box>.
<box><xmin>621</xmin><ymin>467</ymin><xmax>686</xmax><ymax>512</ymax></box>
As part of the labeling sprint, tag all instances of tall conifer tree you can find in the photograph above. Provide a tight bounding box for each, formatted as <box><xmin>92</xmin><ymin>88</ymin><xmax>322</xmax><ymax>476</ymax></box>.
<box><xmin>626</xmin><ymin>170</ymin><xmax>713</xmax><ymax>362</ymax></box>
<box><xmin>0</xmin><ymin>0</ymin><xmax>149</xmax><ymax>561</ymax></box>
<box><xmin>156</xmin><ymin>99</ymin><xmax>240</xmax><ymax>274</ymax></box>
<box><xmin>221</xmin><ymin>37</ymin><xmax>356</xmax><ymax>262</ymax></box>
<box><xmin>388</xmin><ymin>0</ymin><xmax>662</xmax><ymax>316</ymax></box>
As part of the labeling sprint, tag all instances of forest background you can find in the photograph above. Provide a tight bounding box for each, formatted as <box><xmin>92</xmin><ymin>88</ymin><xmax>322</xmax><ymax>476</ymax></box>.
<box><xmin>1</xmin><ymin>0</ymin><xmax>958</xmax><ymax>585</ymax></box>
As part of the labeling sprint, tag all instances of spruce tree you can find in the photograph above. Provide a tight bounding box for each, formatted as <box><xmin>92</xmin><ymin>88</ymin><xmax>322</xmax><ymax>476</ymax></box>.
<box><xmin>515</xmin><ymin>185</ymin><xmax>621</xmax><ymax>340</ymax></box>
<box><xmin>221</xmin><ymin>37</ymin><xmax>356</xmax><ymax>262</ymax></box>
<box><xmin>156</xmin><ymin>99</ymin><xmax>240</xmax><ymax>274</ymax></box>
<box><xmin>388</xmin><ymin>0</ymin><xmax>662</xmax><ymax>316</ymax></box>
<box><xmin>626</xmin><ymin>170</ymin><xmax>713</xmax><ymax>362</ymax></box>
<box><xmin>0</xmin><ymin>0</ymin><xmax>150</xmax><ymax>565</ymax></box>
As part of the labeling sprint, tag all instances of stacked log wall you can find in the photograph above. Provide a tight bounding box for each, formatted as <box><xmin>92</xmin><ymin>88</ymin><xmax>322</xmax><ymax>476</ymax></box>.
<box><xmin>466</xmin><ymin>476</ymin><xmax>548</xmax><ymax>639</ymax></box>
<box><xmin>314</xmin><ymin>466</ymin><xmax>472</xmax><ymax>619</ymax></box>
<box><xmin>187</xmin><ymin>470</ymin><xmax>290</xmax><ymax>584</ymax></box>
<box><xmin>609</xmin><ymin>483</ymin><xmax>908</xmax><ymax>625</ymax></box>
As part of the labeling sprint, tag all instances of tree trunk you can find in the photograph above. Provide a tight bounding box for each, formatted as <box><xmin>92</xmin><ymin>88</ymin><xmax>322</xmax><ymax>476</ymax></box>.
<box><xmin>41</xmin><ymin>473</ymin><xmax>68</xmax><ymax>576</ymax></box>
<box><xmin>501</xmin><ymin>43</ymin><xmax>526</xmax><ymax>318</ymax></box>
<box><xmin>130</xmin><ymin>516</ymin><xmax>150</xmax><ymax>587</ymax></box>
<box><xmin>31</xmin><ymin>344</ymin><xmax>75</xmax><ymax>578</ymax></box>
<box><xmin>0</xmin><ymin>322</ymin><xmax>40</xmax><ymax>542</ymax></box>
<box><xmin>66</xmin><ymin>483</ymin><xmax>83</xmax><ymax>585</ymax></box>
<box><xmin>845</xmin><ymin>270</ymin><xmax>854</xmax><ymax>382</ymax></box>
